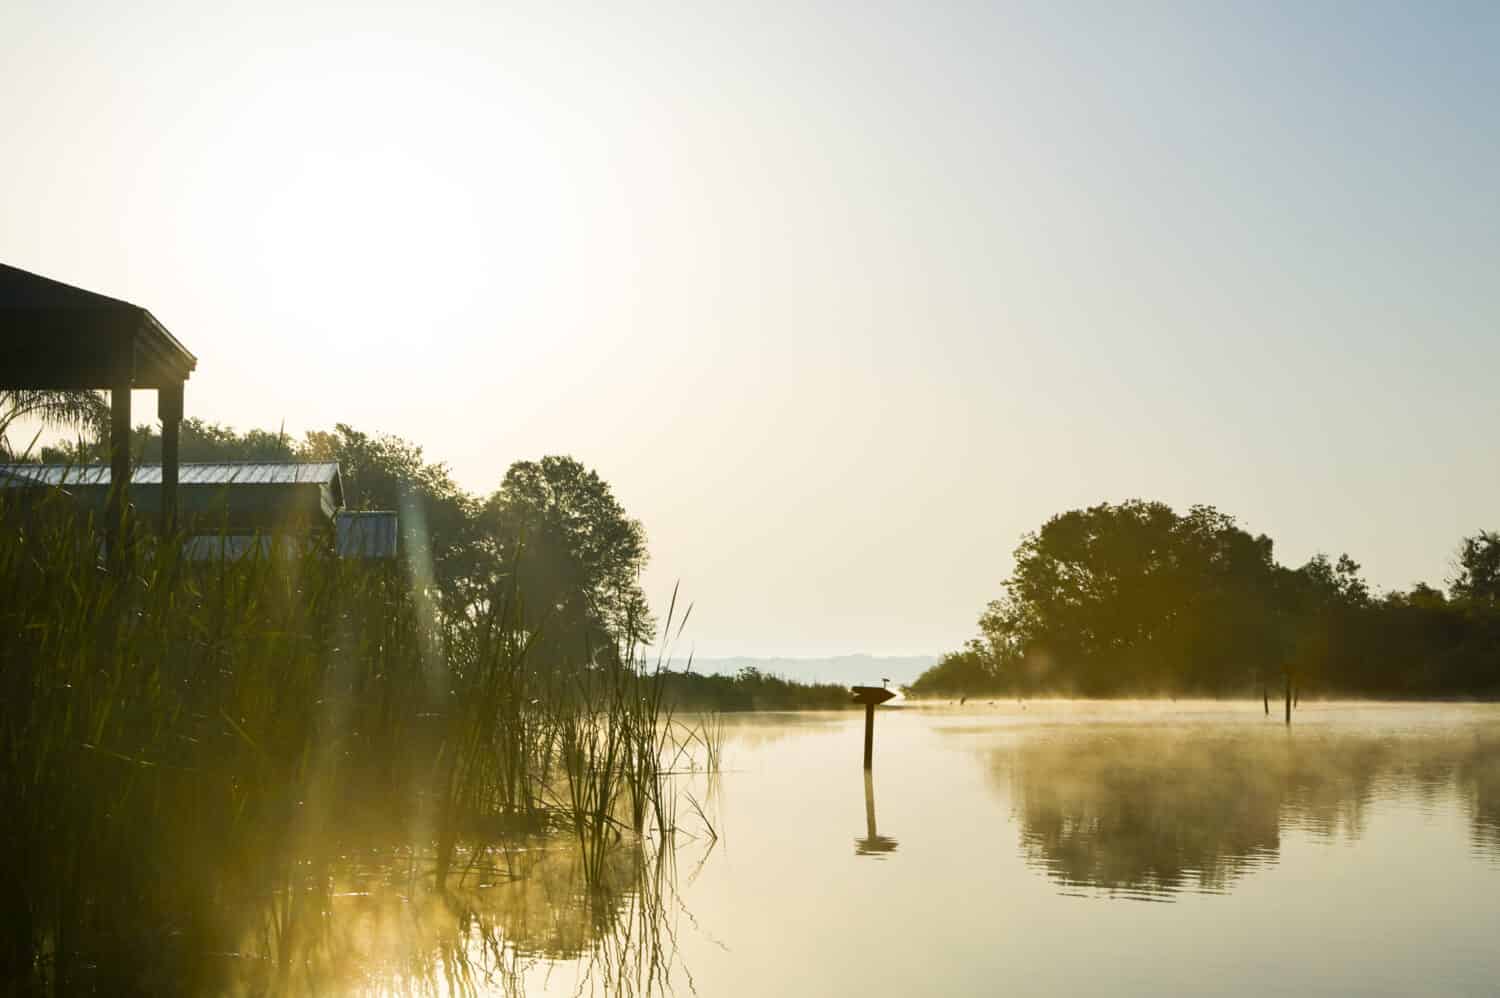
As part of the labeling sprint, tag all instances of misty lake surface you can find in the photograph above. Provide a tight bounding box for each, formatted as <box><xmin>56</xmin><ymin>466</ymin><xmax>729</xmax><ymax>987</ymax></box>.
<box><xmin>313</xmin><ymin>702</ymin><xmax>1500</xmax><ymax>996</ymax></box>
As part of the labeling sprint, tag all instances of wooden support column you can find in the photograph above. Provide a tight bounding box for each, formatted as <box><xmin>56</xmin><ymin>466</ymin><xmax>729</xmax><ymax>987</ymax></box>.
<box><xmin>158</xmin><ymin>382</ymin><xmax>183</xmax><ymax>533</ymax></box>
<box><xmin>106</xmin><ymin>360</ymin><xmax>132</xmax><ymax>568</ymax></box>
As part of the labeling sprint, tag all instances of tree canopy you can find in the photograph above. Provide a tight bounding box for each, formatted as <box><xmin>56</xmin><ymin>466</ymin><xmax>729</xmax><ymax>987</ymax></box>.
<box><xmin>482</xmin><ymin>456</ymin><xmax>652</xmax><ymax>664</ymax></box>
<box><xmin>977</xmin><ymin>502</ymin><xmax>1281</xmax><ymax>695</ymax></box>
<box><xmin>910</xmin><ymin>500</ymin><xmax>1500</xmax><ymax>699</ymax></box>
<box><xmin>1452</xmin><ymin>531</ymin><xmax>1500</xmax><ymax>606</ymax></box>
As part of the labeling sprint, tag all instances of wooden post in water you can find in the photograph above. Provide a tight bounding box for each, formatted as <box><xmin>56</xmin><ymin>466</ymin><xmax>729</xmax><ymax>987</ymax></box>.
<box><xmin>851</xmin><ymin>686</ymin><xmax>896</xmax><ymax>770</ymax></box>
<box><xmin>1284</xmin><ymin>671</ymin><xmax>1292</xmax><ymax>726</ymax></box>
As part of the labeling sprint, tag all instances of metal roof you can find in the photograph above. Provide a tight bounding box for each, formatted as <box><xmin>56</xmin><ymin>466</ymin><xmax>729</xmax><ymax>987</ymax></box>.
<box><xmin>0</xmin><ymin>462</ymin><xmax>341</xmax><ymax>487</ymax></box>
<box><xmin>335</xmin><ymin>510</ymin><xmax>399</xmax><ymax>559</ymax></box>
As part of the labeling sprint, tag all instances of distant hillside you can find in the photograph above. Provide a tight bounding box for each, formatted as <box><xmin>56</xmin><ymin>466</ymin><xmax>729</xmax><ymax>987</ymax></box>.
<box><xmin>676</xmin><ymin>654</ymin><xmax>938</xmax><ymax>688</ymax></box>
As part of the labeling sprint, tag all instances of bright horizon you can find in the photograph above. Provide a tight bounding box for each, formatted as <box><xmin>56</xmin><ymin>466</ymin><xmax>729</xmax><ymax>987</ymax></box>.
<box><xmin>4</xmin><ymin>1</ymin><xmax>1497</xmax><ymax>658</ymax></box>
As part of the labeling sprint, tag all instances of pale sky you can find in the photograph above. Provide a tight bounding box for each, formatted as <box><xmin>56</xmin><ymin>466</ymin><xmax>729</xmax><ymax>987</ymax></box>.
<box><xmin>3</xmin><ymin>1</ymin><xmax>1497</xmax><ymax>657</ymax></box>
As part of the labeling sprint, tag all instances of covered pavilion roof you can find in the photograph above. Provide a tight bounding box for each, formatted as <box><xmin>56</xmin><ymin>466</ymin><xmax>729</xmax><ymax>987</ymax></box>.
<box><xmin>0</xmin><ymin>263</ymin><xmax>196</xmax><ymax>389</ymax></box>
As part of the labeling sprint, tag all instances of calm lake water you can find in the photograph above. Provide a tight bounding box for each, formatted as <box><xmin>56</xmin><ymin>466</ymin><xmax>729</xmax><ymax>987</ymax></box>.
<box><xmin>296</xmin><ymin>702</ymin><xmax>1500</xmax><ymax>996</ymax></box>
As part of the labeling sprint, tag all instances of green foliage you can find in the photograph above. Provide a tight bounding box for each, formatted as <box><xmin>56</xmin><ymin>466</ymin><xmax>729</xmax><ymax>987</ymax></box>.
<box><xmin>972</xmin><ymin>501</ymin><xmax>1282</xmax><ymax>695</ymax></box>
<box><xmin>904</xmin><ymin>644</ymin><xmax>1005</xmax><ymax>698</ymax></box>
<box><xmin>661</xmin><ymin>666</ymin><xmax>853</xmax><ymax>711</ymax></box>
<box><xmin>482</xmin><ymin>456</ymin><xmax>653</xmax><ymax>664</ymax></box>
<box><xmin>1452</xmin><ymin>531</ymin><xmax>1500</xmax><ymax>606</ymax></box>
<box><xmin>30</xmin><ymin>416</ymin><xmax>297</xmax><ymax>464</ymax></box>
<box><xmin>149</xmin><ymin>417</ymin><xmax>299</xmax><ymax>462</ymax></box>
<box><xmin>912</xmin><ymin>501</ymin><xmax>1500</xmax><ymax>699</ymax></box>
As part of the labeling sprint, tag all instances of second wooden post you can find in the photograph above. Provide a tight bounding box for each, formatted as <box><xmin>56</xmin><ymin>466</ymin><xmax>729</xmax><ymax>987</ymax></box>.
<box><xmin>851</xmin><ymin>686</ymin><xmax>895</xmax><ymax>770</ymax></box>
<box><xmin>863</xmin><ymin>702</ymin><xmax>875</xmax><ymax>769</ymax></box>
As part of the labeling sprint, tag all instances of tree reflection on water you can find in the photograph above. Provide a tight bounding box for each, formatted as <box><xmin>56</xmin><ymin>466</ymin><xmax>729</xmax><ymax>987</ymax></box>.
<box><xmin>224</xmin><ymin>832</ymin><xmax>703</xmax><ymax>996</ymax></box>
<box><xmin>994</xmin><ymin>725</ymin><xmax>1500</xmax><ymax>900</ymax></box>
<box><xmin>1460</xmin><ymin>740</ymin><xmax>1500</xmax><ymax>858</ymax></box>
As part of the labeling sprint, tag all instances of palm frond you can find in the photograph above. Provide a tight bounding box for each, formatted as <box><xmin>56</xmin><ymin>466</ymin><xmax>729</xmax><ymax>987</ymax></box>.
<box><xmin>0</xmin><ymin>389</ymin><xmax>110</xmax><ymax>458</ymax></box>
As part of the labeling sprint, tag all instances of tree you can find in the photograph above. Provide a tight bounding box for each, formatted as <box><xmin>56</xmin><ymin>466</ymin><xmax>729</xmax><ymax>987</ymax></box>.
<box><xmin>29</xmin><ymin>417</ymin><xmax>297</xmax><ymax>465</ymax></box>
<box><xmin>0</xmin><ymin>390</ymin><xmax>108</xmax><ymax>460</ymax></box>
<box><xmin>301</xmin><ymin>424</ymin><xmax>482</xmax><ymax>616</ymax></box>
<box><xmin>482</xmin><ymin>456</ymin><xmax>652</xmax><ymax>665</ymax></box>
<box><xmin>904</xmin><ymin>644</ymin><xmax>1002</xmax><ymax>698</ymax></box>
<box><xmin>1275</xmin><ymin>552</ymin><xmax>1372</xmax><ymax>700</ymax></box>
<box><xmin>916</xmin><ymin>501</ymin><xmax>1500</xmax><ymax>700</ymax></box>
<box><xmin>1451</xmin><ymin>531</ymin><xmax>1500</xmax><ymax>606</ymax></box>
<box><xmin>145</xmin><ymin>418</ymin><xmax>298</xmax><ymax>463</ymax></box>
<box><xmin>1293</xmin><ymin>553</ymin><xmax>1370</xmax><ymax>608</ymax></box>
<box><xmin>971</xmin><ymin>501</ymin><xmax>1280</xmax><ymax>695</ymax></box>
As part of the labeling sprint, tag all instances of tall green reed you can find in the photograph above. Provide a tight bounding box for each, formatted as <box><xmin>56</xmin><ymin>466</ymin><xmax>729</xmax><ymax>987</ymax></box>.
<box><xmin>0</xmin><ymin>494</ymin><xmax>715</xmax><ymax>994</ymax></box>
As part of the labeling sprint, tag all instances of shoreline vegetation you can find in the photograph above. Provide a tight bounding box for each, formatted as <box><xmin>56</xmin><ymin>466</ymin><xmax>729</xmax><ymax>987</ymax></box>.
<box><xmin>661</xmin><ymin>668</ymin><xmax>856</xmax><ymax>711</ymax></box>
<box><xmin>8</xmin><ymin>415</ymin><xmax>899</xmax><ymax>713</ymax></box>
<box><xmin>907</xmin><ymin>501</ymin><xmax>1500</xmax><ymax>703</ymax></box>
<box><xmin>0</xmin><ymin>414</ymin><xmax>858</xmax><ymax>991</ymax></box>
<box><xmin>0</xmin><ymin>415</ymin><xmax>742</xmax><ymax>993</ymax></box>
<box><xmin>0</xmin><ymin>493</ymin><xmax>719</xmax><ymax>993</ymax></box>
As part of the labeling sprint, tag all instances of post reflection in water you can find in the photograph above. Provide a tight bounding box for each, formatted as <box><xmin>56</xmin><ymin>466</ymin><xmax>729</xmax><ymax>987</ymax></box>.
<box><xmin>990</xmin><ymin>724</ymin><xmax>1500</xmax><ymax>901</ymax></box>
<box><xmin>855</xmin><ymin>770</ymin><xmax>898</xmax><ymax>858</ymax></box>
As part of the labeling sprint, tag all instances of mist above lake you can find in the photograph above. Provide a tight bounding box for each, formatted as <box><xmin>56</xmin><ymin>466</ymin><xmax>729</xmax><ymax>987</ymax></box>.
<box><xmin>224</xmin><ymin>701</ymin><xmax>1500</xmax><ymax>996</ymax></box>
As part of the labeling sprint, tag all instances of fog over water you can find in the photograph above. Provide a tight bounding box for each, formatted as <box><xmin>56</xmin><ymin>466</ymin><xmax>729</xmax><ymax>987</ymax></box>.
<box><xmin>262</xmin><ymin>701</ymin><xmax>1500</xmax><ymax>996</ymax></box>
<box><xmin>691</xmin><ymin>703</ymin><xmax>1500</xmax><ymax>997</ymax></box>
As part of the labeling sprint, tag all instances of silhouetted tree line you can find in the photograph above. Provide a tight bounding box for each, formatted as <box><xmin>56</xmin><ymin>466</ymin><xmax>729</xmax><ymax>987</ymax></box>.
<box><xmin>909</xmin><ymin>501</ymin><xmax>1500</xmax><ymax>699</ymax></box>
<box><xmin>662</xmin><ymin>667</ymin><xmax>852</xmax><ymax>711</ymax></box>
